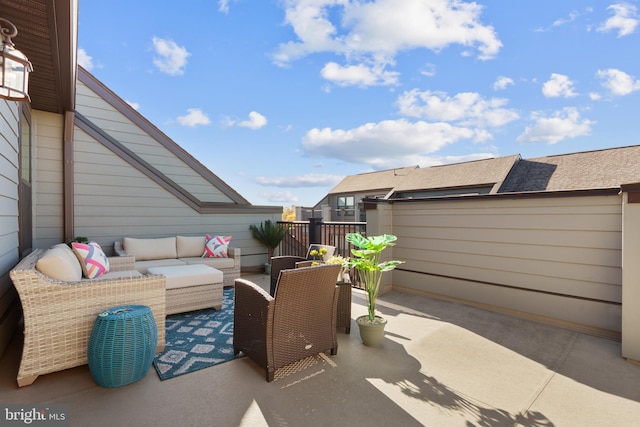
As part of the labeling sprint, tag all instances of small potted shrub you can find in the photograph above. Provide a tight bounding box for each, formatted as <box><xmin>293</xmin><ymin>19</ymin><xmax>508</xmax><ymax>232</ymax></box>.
<box><xmin>249</xmin><ymin>220</ymin><xmax>288</xmax><ymax>275</ymax></box>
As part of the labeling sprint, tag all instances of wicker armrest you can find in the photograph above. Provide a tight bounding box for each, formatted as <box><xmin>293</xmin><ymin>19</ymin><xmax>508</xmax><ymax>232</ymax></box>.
<box><xmin>108</xmin><ymin>255</ymin><xmax>135</xmax><ymax>272</ymax></box>
<box><xmin>233</xmin><ymin>278</ymin><xmax>273</xmax><ymax>366</ymax></box>
<box><xmin>10</xmin><ymin>249</ymin><xmax>166</xmax><ymax>387</ymax></box>
<box><xmin>113</xmin><ymin>241</ymin><xmax>129</xmax><ymax>257</ymax></box>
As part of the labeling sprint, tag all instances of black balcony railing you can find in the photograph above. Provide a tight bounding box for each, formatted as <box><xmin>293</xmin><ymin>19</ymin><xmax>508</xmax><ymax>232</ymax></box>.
<box><xmin>277</xmin><ymin>219</ymin><xmax>367</xmax><ymax>289</ymax></box>
<box><xmin>277</xmin><ymin>219</ymin><xmax>366</xmax><ymax>258</ymax></box>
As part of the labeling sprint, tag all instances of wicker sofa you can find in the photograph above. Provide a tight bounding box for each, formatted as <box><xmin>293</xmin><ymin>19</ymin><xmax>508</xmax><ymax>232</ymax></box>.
<box><xmin>10</xmin><ymin>248</ymin><xmax>166</xmax><ymax>387</ymax></box>
<box><xmin>114</xmin><ymin>236</ymin><xmax>240</xmax><ymax>288</ymax></box>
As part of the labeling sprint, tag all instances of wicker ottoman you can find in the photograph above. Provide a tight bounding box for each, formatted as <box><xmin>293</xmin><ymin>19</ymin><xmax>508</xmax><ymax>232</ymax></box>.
<box><xmin>147</xmin><ymin>264</ymin><xmax>223</xmax><ymax>315</ymax></box>
<box><xmin>88</xmin><ymin>305</ymin><xmax>158</xmax><ymax>388</ymax></box>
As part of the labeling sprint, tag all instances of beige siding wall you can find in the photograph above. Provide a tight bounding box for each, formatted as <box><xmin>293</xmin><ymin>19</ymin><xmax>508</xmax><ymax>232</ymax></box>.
<box><xmin>0</xmin><ymin>101</ymin><xmax>21</xmax><ymax>357</ymax></box>
<box><xmin>32</xmin><ymin>111</ymin><xmax>65</xmax><ymax>249</ymax></box>
<box><xmin>386</xmin><ymin>195</ymin><xmax>623</xmax><ymax>334</ymax></box>
<box><xmin>75</xmin><ymin>81</ymin><xmax>232</xmax><ymax>203</ymax></box>
<box><xmin>72</xmin><ymin>127</ymin><xmax>278</xmax><ymax>267</ymax></box>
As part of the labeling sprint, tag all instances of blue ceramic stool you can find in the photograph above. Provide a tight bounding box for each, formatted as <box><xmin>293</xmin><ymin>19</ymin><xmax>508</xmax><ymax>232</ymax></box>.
<box><xmin>88</xmin><ymin>305</ymin><xmax>158</xmax><ymax>387</ymax></box>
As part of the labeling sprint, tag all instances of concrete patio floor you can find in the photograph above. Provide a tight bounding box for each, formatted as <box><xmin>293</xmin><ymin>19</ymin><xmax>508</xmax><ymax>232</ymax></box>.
<box><xmin>2</xmin><ymin>273</ymin><xmax>640</xmax><ymax>426</ymax></box>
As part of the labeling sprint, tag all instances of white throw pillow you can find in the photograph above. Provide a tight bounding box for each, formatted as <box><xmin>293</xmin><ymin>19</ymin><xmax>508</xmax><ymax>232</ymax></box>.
<box><xmin>36</xmin><ymin>245</ymin><xmax>83</xmax><ymax>282</ymax></box>
<box><xmin>123</xmin><ymin>237</ymin><xmax>177</xmax><ymax>261</ymax></box>
<box><xmin>176</xmin><ymin>236</ymin><xmax>206</xmax><ymax>258</ymax></box>
<box><xmin>71</xmin><ymin>241</ymin><xmax>110</xmax><ymax>279</ymax></box>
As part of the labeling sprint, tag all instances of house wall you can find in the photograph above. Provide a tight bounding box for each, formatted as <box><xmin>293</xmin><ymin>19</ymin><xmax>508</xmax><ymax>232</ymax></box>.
<box><xmin>32</xmin><ymin>110</ymin><xmax>65</xmax><ymax>249</ymax></box>
<box><xmin>372</xmin><ymin>194</ymin><xmax>623</xmax><ymax>336</ymax></box>
<box><xmin>0</xmin><ymin>101</ymin><xmax>22</xmax><ymax>356</ymax></box>
<box><xmin>75</xmin><ymin>81</ymin><xmax>233</xmax><ymax>203</ymax></box>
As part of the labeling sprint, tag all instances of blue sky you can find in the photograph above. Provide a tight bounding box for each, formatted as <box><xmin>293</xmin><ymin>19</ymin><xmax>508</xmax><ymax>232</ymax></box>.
<box><xmin>78</xmin><ymin>0</ymin><xmax>640</xmax><ymax>207</ymax></box>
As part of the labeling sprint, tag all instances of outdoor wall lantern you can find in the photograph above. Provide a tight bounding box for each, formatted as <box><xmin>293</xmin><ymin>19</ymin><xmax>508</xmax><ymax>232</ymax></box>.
<box><xmin>0</xmin><ymin>17</ymin><xmax>32</xmax><ymax>102</ymax></box>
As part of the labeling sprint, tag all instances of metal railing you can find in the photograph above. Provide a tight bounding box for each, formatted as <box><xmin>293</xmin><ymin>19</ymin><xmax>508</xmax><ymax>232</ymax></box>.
<box><xmin>277</xmin><ymin>219</ymin><xmax>366</xmax><ymax>258</ymax></box>
<box><xmin>277</xmin><ymin>219</ymin><xmax>367</xmax><ymax>289</ymax></box>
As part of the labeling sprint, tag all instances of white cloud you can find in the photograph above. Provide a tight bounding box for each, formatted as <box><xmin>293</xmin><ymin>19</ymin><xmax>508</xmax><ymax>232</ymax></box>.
<box><xmin>320</xmin><ymin>62</ymin><xmax>399</xmax><ymax>87</ymax></box>
<box><xmin>493</xmin><ymin>76</ymin><xmax>514</xmax><ymax>90</ymax></box>
<box><xmin>552</xmin><ymin>10</ymin><xmax>580</xmax><ymax>27</ymax></box>
<box><xmin>126</xmin><ymin>100</ymin><xmax>140</xmax><ymax>110</ymax></box>
<box><xmin>77</xmin><ymin>48</ymin><xmax>94</xmax><ymax>71</ymax></box>
<box><xmin>589</xmin><ymin>92</ymin><xmax>602</xmax><ymax>100</ymax></box>
<box><xmin>302</xmin><ymin>118</ymin><xmax>484</xmax><ymax>169</ymax></box>
<box><xmin>255</xmin><ymin>173</ymin><xmax>343</xmax><ymax>188</ymax></box>
<box><xmin>596</xmin><ymin>68</ymin><xmax>640</xmax><ymax>96</ymax></box>
<box><xmin>239</xmin><ymin>111</ymin><xmax>268</xmax><ymax>129</ymax></box>
<box><xmin>516</xmin><ymin>107</ymin><xmax>594</xmax><ymax>144</ymax></box>
<box><xmin>219</xmin><ymin>0</ymin><xmax>229</xmax><ymax>13</ymax></box>
<box><xmin>177</xmin><ymin>108</ymin><xmax>211</xmax><ymax>127</ymax></box>
<box><xmin>259</xmin><ymin>191</ymin><xmax>300</xmax><ymax>203</ymax></box>
<box><xmin>597</xmin><ymin>3</ymin><xmax>639</xmax><ymax>37</ymax></box>
<box><xmin>542</xmin><ymin>73</ymin><xmax>578</xmax><ymax>98</ymax></box>
<box><xmin>273</xmin><ymin>0</ymin><xmax>502</xmax><ymax>87</ymax></box>
<box><xmin>396</xmin><ymin>89</ymin><xmax>519</xmax><ymax>128</ymax></box>
<box><xmin>152</xmin><ymin>37</ymin><xmax>190</xmax><ymax>76</ymax></box>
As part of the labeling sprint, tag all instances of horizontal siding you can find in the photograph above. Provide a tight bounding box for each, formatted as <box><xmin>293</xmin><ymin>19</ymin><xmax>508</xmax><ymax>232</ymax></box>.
<box><xmin>73</xmin><ymin>129</ymin><xmax>279</xmax><ymax>263</ymax></box>
<box><xmin>75</xmin><ymin>82</ymin><xmax>231</xmax><ymax>203</ymax></box>
<box><xmin>0</xmin><ymin>100</ymin><xmax>20</xmax><ymax>358</ymax></box>
<box><xmin>33</xmin><ymin>111</ymin><xmax>65</xmax><ymax>249</ymax></box>
<box><xmin>389</xmin><ymin>195</ymin><xmax>623</xmax><ymax>331</ymax></box>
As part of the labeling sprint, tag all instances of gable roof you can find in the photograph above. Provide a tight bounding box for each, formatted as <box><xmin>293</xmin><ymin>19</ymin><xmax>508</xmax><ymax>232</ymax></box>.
<box><xmin>500</xmin><ymin>145</ymin><xmax>640</xmax><ymax>192</ymax></box>
<box><xmin>328</xmin><ymin>166</ymin><xmax>419</xmax><ymax>195</ymax></box>
<box><xmin>393</xmin><ymin>155</ymin><xmax>520</xmax><ymax>194</ymax></box>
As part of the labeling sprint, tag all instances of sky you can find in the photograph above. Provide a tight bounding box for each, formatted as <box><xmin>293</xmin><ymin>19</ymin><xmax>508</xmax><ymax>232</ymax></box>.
<box><xmin>77</xmin><ymin>0</ymin><xmax>640</xmax><ymax>208</ymax></box>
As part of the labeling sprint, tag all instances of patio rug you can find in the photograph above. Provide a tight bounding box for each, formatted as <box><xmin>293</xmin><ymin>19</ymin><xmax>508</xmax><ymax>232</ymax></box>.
<box><xmin>153</xmin><ymin>288</ymin><xmax>241</xmax><ymax>380</ymax></box>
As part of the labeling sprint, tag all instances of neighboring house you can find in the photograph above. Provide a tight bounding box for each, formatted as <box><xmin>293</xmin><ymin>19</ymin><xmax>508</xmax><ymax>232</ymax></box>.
<box><xmin>313</xmin><ymin>166</ymin><xmax>418</xmax><ymax>221</ymax></box>
<box><xmin>314</xmin><ymin>146</ymin><xmax>640</xmax><ymax>221</ymax></box>
<box><xmin>0</xmin><ymin>0</ymin><xmax>281</xmax><ymax>358</ymax></box>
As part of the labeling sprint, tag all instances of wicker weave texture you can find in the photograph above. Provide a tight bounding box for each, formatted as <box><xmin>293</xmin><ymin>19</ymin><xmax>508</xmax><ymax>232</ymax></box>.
<box><xmin>166</xmin><ymin>283</ymin><xmax>223</xmax><ymax>315</ymax></box>
<box><xmin>88</xmin><ymin>305</ymin><xmax>158</xmax><ymax>387</ymax></box>
<box><xmin>234</xmin><ymin>264</ymin><xmax>341</xmax><ymax>382</ymax></box>
<box><xmin>10</xmin><ymin>249</ymin><xmax>166</xmax><ymax>387</ymax></box>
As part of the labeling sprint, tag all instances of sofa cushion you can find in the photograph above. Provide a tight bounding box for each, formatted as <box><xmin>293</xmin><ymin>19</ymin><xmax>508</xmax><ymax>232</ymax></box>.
<box><xmin>71</xmin><ymin>242</ymin><xmax>110</xmax><ymax>279</ymax></box>
<box><xmin>181</xmin><ymin>257</ymin><xmax>235</xmax><ymax>269</ymax></box>
<box><xmin>176</xmin><ymin>235</ymin><xmax>205</xmax><ymax>258</ymax></box>
<box><xmin>124</xmin><ymin>237</ymin><xmax>177</xmax><ymax>261</ymax></box>
<box><xmin>134</xmin><ymin>259</ymin><xmax>187</xmax><ymax>274</ymax></box>
<box><xmin>203</xmin><ymin>235</ymin><xmax>232</xmax><ymax>258</ymax></box>
<box><xmin>36</xmin><ymin>245</ymin><xmax>83</xmax><ymax>282</ymax></box>
<box><xmin>147</xmin><ymin>264</ymin><xmax>223</xmax><ymax>290</ymax></box>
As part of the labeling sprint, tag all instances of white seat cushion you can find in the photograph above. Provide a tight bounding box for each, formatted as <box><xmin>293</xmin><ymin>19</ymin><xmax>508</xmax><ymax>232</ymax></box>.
<box><xmin>147</xmin><ymin>264</ymin><xmax>223</xmax><ymax>290</ymax></box>
<box><xmin>123</xmin><ymin>237</ymin><xmax>177</xmax><ymax>261</ymax></box>
<box><xmin>134</xmin><ymin>259</ymin><xmax>187</xmax><ymax>274</ymax></box>
<box><xmin>176</xmin><ymin>235</ymin><xmax>206</xmax><ymax>258</ymax></box>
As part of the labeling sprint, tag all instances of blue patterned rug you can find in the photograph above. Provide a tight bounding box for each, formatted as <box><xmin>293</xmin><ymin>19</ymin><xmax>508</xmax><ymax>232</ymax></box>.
<box><xmin>153</xmin><ymin>288</ymin><xmax>241</xmax><ymax>380</ymax></box>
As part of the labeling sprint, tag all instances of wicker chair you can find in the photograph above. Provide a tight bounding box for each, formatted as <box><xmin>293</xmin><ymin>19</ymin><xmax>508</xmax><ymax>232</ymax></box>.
<box><xmin>269</xmin><ymin>244</ymin><xmax>336</xmax><ymax>296</ymax></box>
<box><xmin>10</xmin><ymin>249</ymin><xmax>166</xmax><ymax>387</ymax></box>
<box><xmin>233</xmin><ymin>263</ymin><xmax>341</xmax><ymax>382</ymax></box>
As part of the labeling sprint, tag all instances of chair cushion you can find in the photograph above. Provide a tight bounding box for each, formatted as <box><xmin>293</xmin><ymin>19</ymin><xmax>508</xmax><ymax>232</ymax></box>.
<box><xmin>133</xmin><ymin>259</ymin><xmax>187</xmax><ymax>274</ymax></box>
<box><xmin>176</xmin><ymin>235</ymin><xmax>205</xmax><ymax>258</ymax></box>
<box><xmin>203</xmin><ymin>235</ymin><xmax>231</xmax><ymax>258</ymax></box>
<box><xmin>36</xmin><ymin>245</ymin><xmax>83</xmax><ymax>282</ymax></box>
<box><xmin>71</xmin><ymin>241</ymin><xmax>110</xmax><ymax>279</ymax></box>
<box><xmin>147</xmin><ymin>264</ymin><xmax>223</xmax><ymax>290</ymax></box>
<box><xmin>123</xmin><ymin>237</ymin><xmax>177</xmax><ymax>261</ymax></box>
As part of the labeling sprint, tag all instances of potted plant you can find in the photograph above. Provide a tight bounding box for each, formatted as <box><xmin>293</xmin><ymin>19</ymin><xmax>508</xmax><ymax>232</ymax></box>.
<box><xmin>249</xmin><ymin>220</ymin><xmax>288</xmax><ymax>275</ymax></box>
<box><xmin>346</xmin><ymin>233</ymin><xmax>404</xmax><ymax>347</ymax></box>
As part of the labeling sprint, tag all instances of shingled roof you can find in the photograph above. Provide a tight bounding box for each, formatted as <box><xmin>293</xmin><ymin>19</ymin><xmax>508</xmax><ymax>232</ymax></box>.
<box><xmin>328</xmin><ymin>166</ymin><xmax>419</xmax><ymax>195</ymax></box>
<box><xmin>500</xmin><ymin>145</ymin><xmax>640</xmax><ymax>192</ymax></box>
<box><xmin>393</xmin><ymin>155</ymin><xmax>520</xmax><ymax>193</ymax></box>
<box><xmin>322</xmin><ymin>145</ymin><xmax>640</xmax><ymax>205</ymax></box>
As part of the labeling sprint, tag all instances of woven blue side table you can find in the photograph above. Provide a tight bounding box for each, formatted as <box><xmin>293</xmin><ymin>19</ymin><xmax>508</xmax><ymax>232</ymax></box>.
<box><xmin>88</xmin><ymin>305</ymin><xmax>158</xmax><ymax>388</ymax></box>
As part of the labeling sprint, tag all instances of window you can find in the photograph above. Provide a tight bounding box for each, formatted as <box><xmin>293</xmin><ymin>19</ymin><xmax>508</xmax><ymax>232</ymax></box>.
<box><xmin>337</xmin><ymin>196</ymin><xmax>354</xmax><ymax>210</ymax></box>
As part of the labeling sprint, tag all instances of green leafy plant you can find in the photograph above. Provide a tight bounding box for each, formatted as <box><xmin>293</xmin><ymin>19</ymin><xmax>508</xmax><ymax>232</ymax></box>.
<box><xmin>249</xmin><ymin>220</ymin><xmax>288</xmax><ymax>261</ymax></box>
<box><xmin>346</xmin><ymin>233</ymin><xmax>404</xmax><ymax>323</ymax></box>
<box><xmin>66</xmin><ymin>236</ymin><xmax>89</xmax><ymax>248</ymax></box>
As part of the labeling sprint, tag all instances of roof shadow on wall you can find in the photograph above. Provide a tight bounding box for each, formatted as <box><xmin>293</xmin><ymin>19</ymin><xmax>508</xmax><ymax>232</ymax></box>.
<box><xmin>500</xmin><ymin>160</ymin><xmax>558</xmax><ymax>192</ymax></box>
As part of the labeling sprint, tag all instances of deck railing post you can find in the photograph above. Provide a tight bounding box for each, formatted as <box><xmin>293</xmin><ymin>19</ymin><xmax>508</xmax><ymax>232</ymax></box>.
<box><xmin>308</xmin><ymin>217</ymin><xmax>322</xmax><ymax>245</ymax></box>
